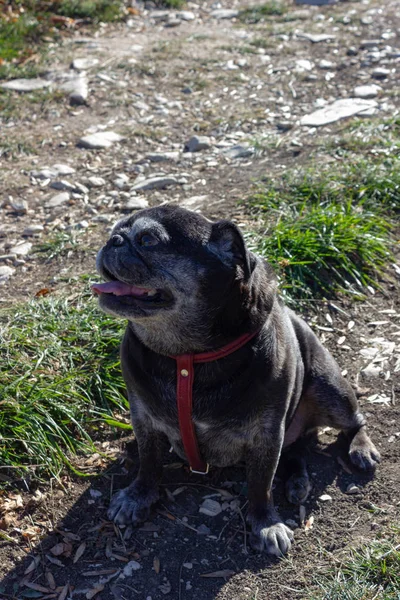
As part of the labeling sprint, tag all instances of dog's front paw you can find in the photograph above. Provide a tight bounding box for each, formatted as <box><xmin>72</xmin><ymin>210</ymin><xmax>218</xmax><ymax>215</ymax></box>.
<box><xmin>108</xmin><ymin>484</ymin><xmax>159</xmax><ymax>526</ymax></box>
<box><xmin>249</xmin><ymin>521</ymin><xmax>294</xmax><ymax>556</ymax></box>
<box><xmin>349</xmin><ymin>437</ymin><xmax>381</xmax><ymax>471</ymax></box>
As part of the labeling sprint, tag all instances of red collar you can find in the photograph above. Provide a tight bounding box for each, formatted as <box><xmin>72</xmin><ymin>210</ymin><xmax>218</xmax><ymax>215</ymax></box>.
<box><xmin>171</xmin><ymin>330</ymin><xmax>260</xmax><ymax>474</ymax></box>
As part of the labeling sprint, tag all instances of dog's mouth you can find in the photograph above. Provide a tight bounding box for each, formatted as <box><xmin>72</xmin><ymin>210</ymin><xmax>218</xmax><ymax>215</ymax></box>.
<box><xmin>91</xmin><ymin>279</ymin><xmax>173</xmax><ymax>308</ymax></box>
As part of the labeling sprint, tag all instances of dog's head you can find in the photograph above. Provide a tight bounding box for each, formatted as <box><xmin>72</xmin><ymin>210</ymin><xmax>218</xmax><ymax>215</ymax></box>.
<box><xmin>93</xmin><ymin>205</ymin><xmax>275</xmax><ymax>353</ymax></box>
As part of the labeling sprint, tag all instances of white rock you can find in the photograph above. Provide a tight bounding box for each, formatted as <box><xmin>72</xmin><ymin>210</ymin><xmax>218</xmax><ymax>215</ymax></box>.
<box><xmin>300</xmin><ymin>98</ymin><xmax>378</xmax><ymax>127</ymax></box>
<box><xmin>146</xmin><ymin>152</ymin><xmax>180</xmax><ymax>163</ymax></box>
<box><xmin>45</xmin><ymin>192</ymin><xmax>70</xmax><ymax>208</ymax></box>
<box><xmin>123</xmin><ymin>561</ymin><xmax>142</xmax><ymax>577</ymax></box>
<box><xmin>295</xmin><ymin>59</ymin><xmax>314</xmax><ymax>72</ymax></box>
<box><xmin>354</xmin><ymin>84</ymin><xmax>381</xmax><ymax>99</ymax></box>
<box><xmin>72</xmin><ymin>57</ymin><xmax>99</xmax><ymax>70</ymax></box>
<box><xmin>9</xmin><ymin>198</ymin><xmax>28</xmax><ymax>213</ymax></box>
<box><xmin>88</xmin><ymin>176</ymin><xmax>106</xmax><ymax>187</ymax></box>
<box><xmin>346</xmin><ymin>484</ymin><xmax>361</xmax><ymax>494</ymax></box>
<box><xmin>210</xmin><ymin>9</ymin><xmax>239</xmax><ymax>19</ymax></box>
<box><xmin>177</xmin><ymin>11</ymin><xmax>196</xmax><ymax>20</ymax></box>
<box><xmin>23</xmin><ymin>225</ymin><xmax>44</xmax><ymax>236</ymax></box>
<box><xmin>297</xmin><ymin>33</ymin><xmax>335</xmax><ymax>43</ymax></box>
<box><xmin>361</xmin><ymin>364</ymin><xmax>382</xmax><ymax>379</ymax></box>
<box><xmin>199</xmin><ymin>498</ymin><xmax>222</xmax><ymax>517</ymax></box>
<box><xmin>318</xmin><ymin>59</ymin><xmax>335</xmax><ymax>69</ymax></box>
<box><xmin>78</xmin><ymin>131</ymin><xmax>124</xmax><ymax>149</ymax></box>
<box><xmin>123</xmin><ymin>197</ymin><xmax>149</xmax><ymax>210</ymax></box>
<box><xmin>183</xmin><ymin>562</ymin><xmax>193</xmax><ymax>569</ymax></box>
<box><xmin>50</xmin><ymin>180</ymin><xmax>76</xmax><ymax>192</ymax></box>
<box><xmin>372</xmin><ymin>68</ymin><xmax>390</xmax><ymax>79</ymax></box>
<box><xmin>131</xmin><ymin>176</ymin><xmax>178</xmax><ymax>191</ymax></box>
<box><xmin>53</xmin><ymin>164</ymin><xmax>75</xmax><ymax>176</ymax></box>
<box><xmin>0</xmin><ymin>265</ymin><xmax>15</xmax><ymax>284</ymax></box>
<box><xmin>0</xmin><ymin>78</ymin><xmax>52</xmax><ymax>92</ymax></box>
<box><xmin>9</xmin><ymin>242</ymin><xmax>32</xmax><ymax>256</ymax></box>
<box><xmin>319</xmin><ymin>494</ymin><xmax>332</xmax><ymax>502</ymax></box>
<box><xmin>185</xmin><ymin>136</ymin><xmax>212</xmax><ymax>152</ymax></box>
<box><xmin>223</xmin><ymin>145</ymin><xmax>254</xmax><ymax>159</ymax></box>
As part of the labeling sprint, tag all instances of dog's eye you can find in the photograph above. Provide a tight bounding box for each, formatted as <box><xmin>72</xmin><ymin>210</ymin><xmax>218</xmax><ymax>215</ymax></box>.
<box><xmin>138</xmin><ymin>232</ymin><xmax>158</xmax><ymax>247</ymax></box>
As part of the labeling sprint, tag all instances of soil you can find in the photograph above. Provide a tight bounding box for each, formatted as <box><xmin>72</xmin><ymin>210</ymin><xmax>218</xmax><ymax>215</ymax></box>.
<box><xmin>0</xmin><ymin>0</ymin><xmax>399</xmax><ymax>598</ymax></box>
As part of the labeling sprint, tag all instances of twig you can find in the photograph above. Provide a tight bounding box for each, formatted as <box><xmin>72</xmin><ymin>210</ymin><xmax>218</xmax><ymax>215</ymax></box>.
<box><xmin>236</xmin><ymin>501</ymin><xmax>249</xmax><ymax>554</ymax></box>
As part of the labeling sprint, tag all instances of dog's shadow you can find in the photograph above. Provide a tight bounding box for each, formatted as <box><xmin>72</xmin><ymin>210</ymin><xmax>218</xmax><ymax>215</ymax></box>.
<box><xmin>0</xmin><ymin>436</ymin><xmax>375</xmax><ymax>600</ymax></box>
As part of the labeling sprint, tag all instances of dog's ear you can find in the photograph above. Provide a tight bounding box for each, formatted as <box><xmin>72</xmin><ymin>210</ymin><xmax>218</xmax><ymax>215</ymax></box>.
<box><xmin>208</xmin><ymin>220</ymin><xmax>254</xmax><ymax>280</ymax></box>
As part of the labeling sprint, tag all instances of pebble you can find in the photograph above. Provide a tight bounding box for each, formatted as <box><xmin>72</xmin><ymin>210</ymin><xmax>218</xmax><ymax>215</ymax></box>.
<box><xmin>88</xmin><ymin>176</ymin><xmax>106</xmax><ymax>187</ymax></box>
<box><xmin>295</xmin><ymin>59</ymin><xmax>314</xmax><ymax>72</ymax></box>
<box><xmin>353</xmin><ymin>84</ymin><xmax>381</xmax><ymax>98</ymax></box>
<box><xmin>146</xmin><ymin>152</ymin><xmax>180</xmax><ymax>163</ymax></box>
<box><xmin>50</xmin><ymin>180</ymin><xmax>77</xmax><ymax>192</ymax></box>
<box><xmin>183</xmin><ymin>563</ymin><xmax>193</xmax><ymax>569</ymax></box>
<box><xmin>71</xmin><ymin>57</ymin><xmax>99</xmax><ymax>70</ymax></box>
<box><xmin>346</xmin><ymin>483</ymin><xmax>361</xmax><ymax>494</ymax></box>
<box><xmin>371</xmin><ymin>67</ymin><xmax>390</xmax><ymax>79</ymax></box>
<box><xmin>0</xmin><ymin>265</ymin><xmax>15</xmax><ymax>284</ymax></box>
<box><xmin>123</xmin><ymin>197</ymin><xmax>149</xmax><ymax>210</ymax></box>
<box><xmin>9</xmin><ymin>242</ymin><xmax>32</xmax><ymax>256</ymax></box>
<box><xmin>199</xmin><ymin>499</ymin><xmax>222</xmax><ymax>517</ymax></box>
<box><xmin>197</xmin><ymin>524</ymin><xmax>211</xmax><ymax>535</ymax></box>
<box><xmin>184</xmin><ymin>136</ymin><xmax>212</xmax><ymax>152</ymax></box>
<box><xmin>300</xmin><ymin>98</ymin><xmax>378</xmax><ymax>126</ymax></box>
<box><xmin>222</xmin><ymin>145</ymin><xmax>254</xmax><ymax>159</ymax></box>
<box><xmin>210</xmin><ymin>9</ymin><xmax>239</xmax><ymax>19</ymax></box>
<box><xmin>45</xmin><ymin>192</ymin><xmax>70</xmax><ymax>208</ymax></box>
<box><xmin>177</xmin><ymin>11</ymin><xmax>195</xmax><ymax>21</ymax></box>
<box><xmin>131</xmin><ymin>176</ymin><xmax>178</xmax><ymax>191</ymax></box>
<box><xmin>78</xmin><ymin>131</ymin><xmax>125</xmax><ymax>149</ymax></box>
<box><xmin>361</xmin><ymin>364</ymin><xmax>382</xmax><ymax>379</ymax></box>
<box><xmin>69</xmin><ymin>77</ymin><xmax>89</xmax><ymax>106</ymax></box>
<box><xmin>318</xmin><ymin>60</ymin><xmax>335</xmax><ymax>70</ymax></box>
<box><xmin>319</xmin><ymin>494</ymin><xmax>332</xmax><ymax>502</ymax></box>
<box><xmin>123</xmin><ymin>561</ymin><xmax>142</xmax><ymax>577</ymax></box>
<box><xmin>0</xmin><ymin>78</ymin><xmax>52</xmax><ymax>92</ymax></box>
<box><xmin>23</xmin><ymin>225</ymin><xmax>44</xmax><ymax>236</ymax></box>
<box><xmin>9</xmin><ymin>198</ymin><xmax>28</xmax><ymax>213</ymax></box>
<box><xmin>297</xmin><ymin>33</ymin><xmax>336</xmax><ymax>43</ymax></box>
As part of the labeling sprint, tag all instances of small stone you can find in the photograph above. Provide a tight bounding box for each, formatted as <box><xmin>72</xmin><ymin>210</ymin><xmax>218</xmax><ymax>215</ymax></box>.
<box><xmin>53</xmin><ymin>164</ymin><xmax>75</xmax><ymax>176</ymax></box>
<box><xmin>295</xmin><ymin>59</ymin><xmax>314</xmax><ymax>72</ymax></box>
<box><xmin>114</xmin><ymin>174</ymin><xmax>130</xmax><ymax>190</ymax></box>
<box><xmin>9</xmin><ymin>241</ymin><xmax>32</xmax><ymax>256</ymax></box>
<box><xmin>146</xmin><ymin>152</ymin><xmax>179</xmax><ymax>163</ymax></box>
<box><xmin>165</xmin><ymin>18</ymin><xmax>181</xmax><ymax>27</ymax></box>
<box><xmin>371</xmin><ymin>68</ymin><xmax>390</xmax><ymax>79</ymax></box>
<box><xmin>0</xmin><ymin>265</ymin><xmax>15</xmax><ymax>284</ymax></box>
<box><xmin>318</xmin><ymin>59</ymin><xmax>335</xmax><ymax>70</ymax></box>
<box><xmin>199</xmin><ymin>499</ymin><xmax>222</xmax><ymax>517</ymax></box>
<box><xmin>69</xmin><ymin>77</ymin><xmax>89</xmax><ymax>106</ymax></box>
<box><xmin>177</xmin><ymin>11</ymin><xmax>195</xmax><ymax>21</ymax></box>
<box><xmin>123</xmin><ymin>561</ymin><xmax>142</xmax><ymax>577</ymax></box>
<box><xmin>45</xmin><ymin>192</ymin><xmax>70</xmax><ymax>208</ymax></box>
<box><xmin>223</xmin><ymin>145</ymin><xmax>254</xmax><ymax>159</ymax></box>
<box><xmin>347</xmin><ymin>46</ymin><xmax>358</xmax><ymax>56</ymax></box>
<box><xmin>71</xmin><ymin>57</ymin><xmax>99</xmax><ymax>70</ymax></box>
<box><xmin>23</xmin><ymin>225</ymin><xmax>44</xmax><ymax>236</ymax></box>
<box><xmin>346</xmin><ymin>483</ymin><xmax>361</xmax><ymax>494</ymax></box>
<box><xmin>183</xmin><ymin>563</ymin><xmax>193</xmax><ymax>569</ymax></box>
<box><xmin>197</xmin><ymin>524</ymin><xmax>211</xmax><ymax>535</ymax></box>
<box><xmin>319</xmin><ymin>494</ymin><xmax>332</xmax><ymax>502</ymax></box>
<box><xmin>354</xmin><ymin>84</ymin><xmax>381</xmax><ymax>99</ymax></box>
<box><xmin>78</xmin><ymin>131</ymin><xmax>124</xmax><ymax>149</ymax></box>
<box><xmin>9</xmin><ymin>198</ymin><xmax>28</xmax><ymax>213</ymax></box>
<box><xmin>297</xmin><ymin>32</ymin><xmax>335</xmax><ymax>43</ymax></box>
<box><xmin>88</xmin><ymin>176</ymin><xmax>106</xmax><ymax>187</ymax></box>
<box><xmin>131</xmin><ymin>176</ymin><xmax>178</xmax><ymax>191</ymax></box>
<box><xmin>123</xmin><ymin>197</ymin><xmax>149</xmax><ymax>210</ymax></box>
<box><xmin>361</xmin><ymin>364</ymin><xmax>382</xmax><ymax>379</ymax></box>
<box><xmin>0</xmin><ymin>78</ymin><xmax>52</xmax><ymax>92</ymax></box>
<box><xmin>276</xmin><ymin>121</ymin><xmax>293</xmax><ymax>132</ymax></box>
<box><xmin>210</xmin><ymin>9</ymin><xmax>239</xmax><ymax>19</ymax></box>
<box><xmin>50</xmin><ymin>180</ymin><xmax>76</xmax><ymax>192</ymax></box>
<box><xmin>360</xmin><ymin>39</ymin><xmax>381</xmax><ymax>50</ymax></box>
<box><xmin>300</xmin><ymin>98</ymin><xmax>378</xmax><ymax>127</ymax></box>
<box><xmin>184</xmin><ymin>136</ymin><xmax>212</xmax><ymax>152</ymax></box>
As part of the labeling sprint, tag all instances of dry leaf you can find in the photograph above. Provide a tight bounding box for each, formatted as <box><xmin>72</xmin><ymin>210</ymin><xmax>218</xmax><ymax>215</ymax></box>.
<box><xmin>73</xmin><ymin>542</ymin><xmax>86</xmax><ymax>564</ymax></box>
<box><xmin>58</xmin><ymin>583</ymin><xmax>69</xmax><ymax>600</ymax></box>
<box><xmin>153</xmin><ymin>557</ymin><xmax>160</xmax><ymax>574</ymax></box>
<box><xmin>86</xmin><ymin>584</ymin><xmax>104</xmax><ymax>599</ymax></box>
<box><xmin>110</xmin><ymin>553</ymin><xmax>129</xmax><ymax>562</ymax></box>
<box><xmin>304</xmin><ymin>515</ymin><xmax>314</xmax><ymax>532</ymax></box>
<box><xmin>105</xmin><ymin>538</ymin><xmax>113</xmax><ymax>558</ymax></box>
<box><xmin>82</xmin><ymin>569</ymin><xmax>118</xmax><ymax>577</ymax></box>
<box><xmin>201</xmin><ymin>570</ymin><xmax>235</xmax><ymax>578</ymax></box>
<box><xmin>50</xmin><ymin>543</ymin><xmax>65</xmax><ymax>557</ymax></box>
<box><xmin>35</xmin><ymin>288</ymin><xmax>51</xmax><ymax>297</ymax></box>
<box><xmin>24</xmin><ymin>556</ymin><xmax>41</xmax><ymax>575</ymax></box>
<box><xmin>23</xmin><ymin>582</ymin><xmax>51</xmax><ymax>593</ymax></box>
<box><xmin>46</xmin><ymin>571</ymin><xmax>57</xmax><ymax>591</ymax></box>
<box><xmin>46</xmin><ymin>555</ymin><xmax>64</xmax><ymax>567</ymax></box>
<box><xmin>56</xmin><ymin>530</ymin><xmax>80</xmax><ymax>542</ymax></box>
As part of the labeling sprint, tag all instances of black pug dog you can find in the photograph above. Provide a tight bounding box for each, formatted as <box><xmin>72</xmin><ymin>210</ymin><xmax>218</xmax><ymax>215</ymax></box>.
<box><xmin>92</xmin><ymin>205</ymin><xmax>380</xmax><ymax>556</ymax></box>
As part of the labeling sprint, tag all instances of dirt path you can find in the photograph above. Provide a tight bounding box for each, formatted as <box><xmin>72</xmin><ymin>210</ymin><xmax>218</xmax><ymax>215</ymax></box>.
<box><xmin>0</xmin><ymin>1</ymin><xmax>399</xmax><ymax>598</ymax></box>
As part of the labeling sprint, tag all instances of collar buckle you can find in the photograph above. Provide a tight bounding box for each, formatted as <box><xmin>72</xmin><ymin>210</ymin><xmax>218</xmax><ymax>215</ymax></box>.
<box><xmin>190</xmin><ymin>464</ymin><xmax>209</xmax><ymax>475</ymax></box>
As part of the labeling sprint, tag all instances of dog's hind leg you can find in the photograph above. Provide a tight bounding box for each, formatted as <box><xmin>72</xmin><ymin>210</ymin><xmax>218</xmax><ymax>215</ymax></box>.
<box><xmin>281</xmin><ymin>434</ymin><xmax>314</xmax><ymax>505</ymax></box>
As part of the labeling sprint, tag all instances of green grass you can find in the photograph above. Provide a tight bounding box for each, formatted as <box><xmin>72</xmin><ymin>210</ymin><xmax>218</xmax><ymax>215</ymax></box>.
<box><xmin>247</xmin><ymin>156</ymin><xmax>399</xmax><ymax>303</ymax></box>
<box><xmin>0</xmin><ymin>291</ymin><xmax>128</xmax><ymax>482</ymax></box>
<box><xmin>239</xmin><ymin>2</ymin><xmax>287</xmax><ymax>23</ymax></box>
<box><xmin>0</xmin><ymin>1</ymin><xmax>123</xmax><ymax>79</ymax></box>
<box><xmin>312</xmin><ymin>534</ymin><xmax>400</xmax><ymax>599</ymax></box>
<box><xmin>155</xmin><ymin>0</ymin><xmax>186</xmax><ymax>7</ymax></box>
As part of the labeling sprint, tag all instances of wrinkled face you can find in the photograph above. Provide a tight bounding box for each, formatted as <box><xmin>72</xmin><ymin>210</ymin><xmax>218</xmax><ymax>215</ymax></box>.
<box><xmin>93</xmin><ymin>205</ymin><xmax>252</xmax><ymax>323</ymax></box>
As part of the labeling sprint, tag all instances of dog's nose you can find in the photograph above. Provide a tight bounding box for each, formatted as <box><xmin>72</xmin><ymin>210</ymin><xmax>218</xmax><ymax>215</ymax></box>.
<box><xmin>111</xmin><ymin>234</ymin><xmax>125</xmax><ymax>247</ymax></box>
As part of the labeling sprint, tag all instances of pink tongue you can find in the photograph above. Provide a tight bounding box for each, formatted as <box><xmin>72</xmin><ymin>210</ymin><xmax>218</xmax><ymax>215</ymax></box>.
<box><xmin>91</xmin><ymin>281</ymin><xmax>150</xmax><ymax>297</ymax></box>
